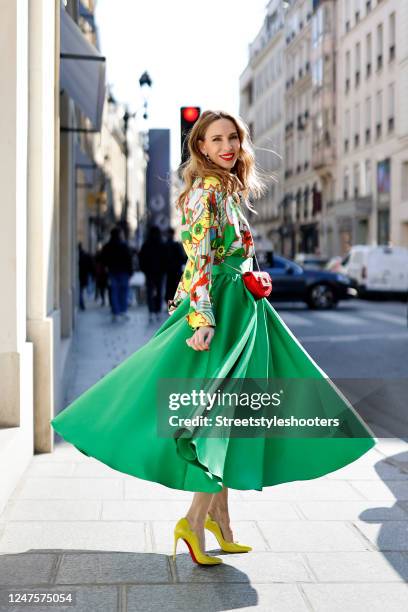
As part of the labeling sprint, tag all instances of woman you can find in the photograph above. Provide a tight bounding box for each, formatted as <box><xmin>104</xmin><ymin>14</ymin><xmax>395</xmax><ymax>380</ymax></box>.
<box><xmin>50</xmin><ymin>110</ymin><xmax>377</xmax><ymax>567</ymax></box>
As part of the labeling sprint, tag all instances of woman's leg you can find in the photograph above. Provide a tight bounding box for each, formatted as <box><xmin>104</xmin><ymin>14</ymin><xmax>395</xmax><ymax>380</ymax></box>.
<box><xmin>185</xmin><ymin>492</ymin><xmax>214</xmax><ymax>552</ymax></box>
<box><xmin>207</xmin><ymin>485</ymin><xmax>234</xmax><ymax>542</ymax></box>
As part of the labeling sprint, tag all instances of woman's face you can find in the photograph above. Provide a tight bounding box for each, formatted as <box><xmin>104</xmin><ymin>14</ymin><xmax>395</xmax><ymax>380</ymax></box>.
<box><xmin>198</xmin><ymin>118</ymin><xmax>241</xmax><ymax>171</ymax></box>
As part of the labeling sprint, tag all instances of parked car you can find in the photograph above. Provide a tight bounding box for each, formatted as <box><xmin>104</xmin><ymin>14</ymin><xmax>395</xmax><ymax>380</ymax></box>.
<box><xmin>342</xmin><ymin>245</ymin><xmax>408</xmax><ymax>297</ymax></box>
<box><xmin>294</xmin><ymin>253</ymin><xmax>329</xmax><ymax>270</ymax></box>
<box><xmin>261</xmin><ymin>253</ymin><xmax>357</xmax><ymax>309</ymax></box>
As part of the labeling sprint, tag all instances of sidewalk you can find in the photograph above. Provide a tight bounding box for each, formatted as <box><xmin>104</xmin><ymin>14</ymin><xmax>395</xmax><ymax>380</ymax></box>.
<box><xmin>1</xmin><ymin>302</ymin><xmax>408</xmax><ymax>611</ymax></box>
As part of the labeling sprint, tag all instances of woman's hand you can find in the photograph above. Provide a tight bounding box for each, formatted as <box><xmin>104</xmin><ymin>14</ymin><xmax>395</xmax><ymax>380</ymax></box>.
<box><xmin>186</xmin><ymin>326</ymin><xmax>215</xmax><ymax>351</ymax></box>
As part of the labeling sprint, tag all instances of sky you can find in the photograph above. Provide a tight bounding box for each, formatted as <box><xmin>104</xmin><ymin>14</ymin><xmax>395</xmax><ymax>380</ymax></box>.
<box><xmin>94</xmin><ymin>0</ymin><xmax>269</xmax><ymax>170</ymax></box>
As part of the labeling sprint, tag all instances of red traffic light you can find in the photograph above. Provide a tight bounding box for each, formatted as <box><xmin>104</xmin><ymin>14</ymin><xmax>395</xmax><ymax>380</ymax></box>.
<box><xmin>182</xmin><ymin>107</ymin><xmax>200</xmax><ymax>123</ymax></box>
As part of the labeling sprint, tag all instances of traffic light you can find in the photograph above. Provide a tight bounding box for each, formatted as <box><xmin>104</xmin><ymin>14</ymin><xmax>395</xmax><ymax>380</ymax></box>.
<box><xmin>180</xmin><ymin>106</ymin><xmax>200</xmax><ymax>165</ymax></box>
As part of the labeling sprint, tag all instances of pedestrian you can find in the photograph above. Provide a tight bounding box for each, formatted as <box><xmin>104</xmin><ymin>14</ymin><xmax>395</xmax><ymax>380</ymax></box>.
<box><xmin>93</xmin><ymin>244</ymin><xmax>108</xmax><ymax>306</ymax></box>
<box><xmin>163</xmin><ymin>227</ymin><xmax>186</xmax><ymax>306</ymax></box>
<box><xmin>51</xmin><ymin>110</ymin><xmax>377</xmax><ymax>566</ymax></box>
<box><xmin>78</xmin><ymin>242</ymin><xmax>93</xmax><ymax>311</ymax></box>
<box><xmin>138</xmin><ymin>225</ymin><xmax>167</xmax><ymax>323</ymax></box>
<box><xmin>100</xmin><ymin>227</ymin><xmax>133</xmax><ymax>323</ymax></box>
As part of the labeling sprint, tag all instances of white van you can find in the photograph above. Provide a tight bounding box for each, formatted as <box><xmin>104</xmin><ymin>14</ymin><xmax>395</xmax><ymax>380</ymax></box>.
<box><xmin>342</xmin><ymin>245</ymin><xmax>408</xmax><ymax>295</ymax></box>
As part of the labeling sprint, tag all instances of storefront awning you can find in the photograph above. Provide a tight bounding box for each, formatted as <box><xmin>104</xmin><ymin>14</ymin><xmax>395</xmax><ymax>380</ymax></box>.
<box><xmin>60</xmin><ymin>4</ymin><xmax>106</xmax><ymax>131</ymax></box>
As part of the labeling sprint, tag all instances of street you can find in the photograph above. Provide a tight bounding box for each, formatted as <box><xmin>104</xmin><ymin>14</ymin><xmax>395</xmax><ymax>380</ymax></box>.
<box><xmin>271</xmin><ymin>298</ymin><xmax>408</xmax><ymax>438</ymax></box>
<box><xmin>271</xmin><ymin>298</ymin><xmax>408</xmax><ymax>378</ymax></box>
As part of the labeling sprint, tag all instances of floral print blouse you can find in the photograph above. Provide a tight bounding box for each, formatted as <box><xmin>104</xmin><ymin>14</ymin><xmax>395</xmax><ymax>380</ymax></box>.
<box><xmin>168</xmin><ymin>175</ymin><xmax>255</xmax><ymax>330</ymax></box>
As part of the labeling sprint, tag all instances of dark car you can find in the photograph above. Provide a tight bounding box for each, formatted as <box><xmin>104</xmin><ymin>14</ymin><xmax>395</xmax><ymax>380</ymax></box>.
<box><xmin>261</xmin><ymin>253</ymin><xmax>357</xmax><ymax>309</ymax></box>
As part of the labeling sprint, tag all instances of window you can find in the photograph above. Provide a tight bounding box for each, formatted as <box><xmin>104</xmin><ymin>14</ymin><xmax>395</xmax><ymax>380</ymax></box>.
<box><xmin>353</xmin><ymin>163</ymin><xmax>360</xmax><ymax>198</ymax></box>
<box><xmin>355</xmin><ymin>42</ymin><xmax>361</xmax><ymax>86</ymax></box>
<box><xmin>365</xmin><ymin>97</ymin><xmax>372</xmax><ymax>143</ymax></box>
<box><xmin>376</xmin><ymin>90</ymin><xmax>383</xmax><ymax>138</ymax></box>
<box><xmin>354</xmin><ymin>104</ymin><xmax>360</xmax><ymax>147</ymax></box>
<box><xmin>389</xmin><ymin>13</ymin><xmax>396</xmax><ymax>61</ymax></box>
<box><xmin>344</xmin><ymin>109</ymin><xmax>350</xmax><ymax>151</ymax></box>
<box><xmin>377</xmin><ymin>23</ymin><xmax>383</xmax><ymax>70</ymax></box>
<box><xmin>343</xmin><ymin>167</ymin><xmax>350</xmax><ymax>200</ymax></box>
<box><xmin>355</xmin><ymin>0</ymin><xmax>361</xmax><ymax>23</ymax></box>
<box><xmin>388</xmin><ymin>82</ymin><xmax>395</xmax><ymax>132</ymax></box>
<box><xmin>345</xmin><ymin>0</ymin><xmax>351</xmax><ymax>32</ymax></box>
<box><xmin>366</xmin><ymin>33</ymin><xmax>372</xmax><ymax>76</ymax></box>
<box><xmin>345</xmin><ymin>50</ymin><xmax>351</xmax><ymax>91</ymax></box>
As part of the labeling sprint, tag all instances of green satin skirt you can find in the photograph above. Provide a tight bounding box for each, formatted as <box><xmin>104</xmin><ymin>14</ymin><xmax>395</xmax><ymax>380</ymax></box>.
<box><xmin>50</xmin><ymin>255</ymin><xmax>377</xmax><ymax>493</ymax></box>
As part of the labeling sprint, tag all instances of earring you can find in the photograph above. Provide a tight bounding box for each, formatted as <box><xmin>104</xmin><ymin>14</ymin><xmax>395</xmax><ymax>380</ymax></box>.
<box><xmin>205</xmin><ymin>153</ymin><xmax>211</xmax><ymax>162</ymax></box>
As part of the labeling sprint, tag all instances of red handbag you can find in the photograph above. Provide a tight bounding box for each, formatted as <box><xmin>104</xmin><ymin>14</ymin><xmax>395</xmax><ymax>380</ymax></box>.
<box><xmin>222</xmin><ymin>258</ymin><xmax>272</xmax><ymax>300</ymax></box>
<box><xmin>242</xmin><ymin>270</ymin><xmax>272</xmax><ymax>299</ymax></box>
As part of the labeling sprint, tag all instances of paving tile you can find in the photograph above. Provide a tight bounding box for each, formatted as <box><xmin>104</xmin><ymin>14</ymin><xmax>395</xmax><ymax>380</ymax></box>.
<box><xmin>102</xmin><ymin>500</ymin><xmax>190</xmax><ymax>521</ymax></box>
<box><xmin>14</xmin><ymin>478</ymin><xmax>123</xmax><ymax>501</ymax></box>
<box><xmin>353</xmin><ymin>520</ymin><xmax>408</xmax><ymax>551</ymax></box>
<box><xmin>305</xmin><ymin>550</ymin><xmax>408</xmax><ymax>582</ymax></box>
<box><xmin>0</xmin><ymin>553</ymin><xmax>57</xmax><ymax>586</ymax></box>
<box><xmin>126</xmin><ymin>583</ymin><xmax>308</xmax><ymax>612</ymax></box>
<box><xmin>325</xmin><ymin>458</ymin><xmax>408</xmax><ymax>480</ymax></box>
<box><xmin>0</xmin><ymin>586</ymin><xmax>118</xmax><ymax>612</ymax></box>
<box><xmin>23</xmin><ymin>463</ymin><xmax>76</xmax><ymax>477</ymax></box>
<box><xmin>71</xmin><ymin>461</ymin><xmax>128</xmax><ymax>478</ymax></box>
<box><xmin>258</xmin><ymin>520</ymin><xmax>370</xmax><ymax>552</ymax></box>
<box><xmin>174</xmin><ymin>551</ymin><xmax>311</xmax><ymax>583</ymax></box>
<box><xmin>302</xmin><ymin>583</ymin><xmax>408</xmax><ymax>612</ymax></box>
<box><xmin>55</xmin><ymin>552</ymin><xmax>171</xmax><ymax>584</ymax></box>
<box><xmin>229</xmin><ymin>501</ymin><xmax>300</xmax><ymax>520</ymax></box>
<box><xmin>0</xmin><ymin>500</ymin><xmax>101</xmax><ymax>522</ymax></box>
<box><xmin>295</xmin><ymin>500</ymin><xmax>407</xmax><ymax>521</ymax></box>
<box><xmin>239</xmin><ymin>480</ymin><xmax>365</xmax><ymax>501</ymax></box>
<box><xmin>123</xmin><ymin>478</ymin><xmax>216</xmax><ymax>501</ymax></box>
<box><xmin>350</xmin><ymin>480</ymin><xmax>408</xmax><ymax>501</ymax></box>
<box><xmin>0</xmin><ymin>522</ymin><xmax>146</xmax><ymax>554</ymax></box>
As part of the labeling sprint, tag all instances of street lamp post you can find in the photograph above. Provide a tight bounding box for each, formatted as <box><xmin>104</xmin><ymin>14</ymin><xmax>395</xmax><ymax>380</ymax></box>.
<box><xmin>119</xmin><ymin>70</ymin><xmax>152</xmax><ymax>242</ymax></box>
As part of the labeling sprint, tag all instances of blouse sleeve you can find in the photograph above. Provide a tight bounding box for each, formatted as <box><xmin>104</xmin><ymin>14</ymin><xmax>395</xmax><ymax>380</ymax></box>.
<box><xmin>169</xmin><ymin>187</ymin><xmax>216</xmax><ymax>330</ymax></box>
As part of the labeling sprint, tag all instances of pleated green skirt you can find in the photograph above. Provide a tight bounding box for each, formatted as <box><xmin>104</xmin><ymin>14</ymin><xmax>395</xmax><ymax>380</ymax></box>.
<box><xmin>50</xmin><ymin>255</ymin><xmax>377</xmax><ymax>493</ymax></box>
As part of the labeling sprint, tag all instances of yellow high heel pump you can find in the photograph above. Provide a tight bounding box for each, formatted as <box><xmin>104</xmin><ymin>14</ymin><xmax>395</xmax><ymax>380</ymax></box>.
<box><xmin>173</xmin><ymin>517</ymin><xmax>223</xmax><ymax>565</ymax></box>
<box><xmin>205</xmin><ymin>513</ymin><xmax>252</xmax><ymax>553</ymax></box>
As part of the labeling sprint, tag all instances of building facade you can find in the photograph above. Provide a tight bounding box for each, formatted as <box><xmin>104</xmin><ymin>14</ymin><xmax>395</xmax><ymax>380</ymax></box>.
<box><xmin>239</xmin><ymin>0</ymin><xmax>286</xmax><ymax>253</ymax></box>
<box><xmin>330</xmin><ymin>0</ymin><xmax>408</xmax><ymax>256</ymax></box>
<box><xmin>283</xmin><ymin>0</ymin><xmax>323</xmax><ymax>258</ymax></box>
<box><xmin>311</xmin><ymin>0</ymin><xmax>338</xmax><ymax>257</ymax></box>
<box><xmin>241</xmin><ymin>0</ymin><xmax>408</xmax><ymax>259</ymax></box>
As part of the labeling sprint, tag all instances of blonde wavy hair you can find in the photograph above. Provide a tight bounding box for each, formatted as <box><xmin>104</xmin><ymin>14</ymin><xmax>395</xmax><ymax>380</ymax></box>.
<box><xmin>176</xmin><ymin>110</ymin><xmax>267</xmax><ymax>214</ymax></box>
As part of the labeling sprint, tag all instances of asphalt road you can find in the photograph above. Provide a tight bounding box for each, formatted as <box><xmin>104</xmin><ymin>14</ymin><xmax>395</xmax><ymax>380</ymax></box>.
<box><xmin>271</xmin><ymin>297</ymin><xmax>408</xmax><ymax>437</ymax></box>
